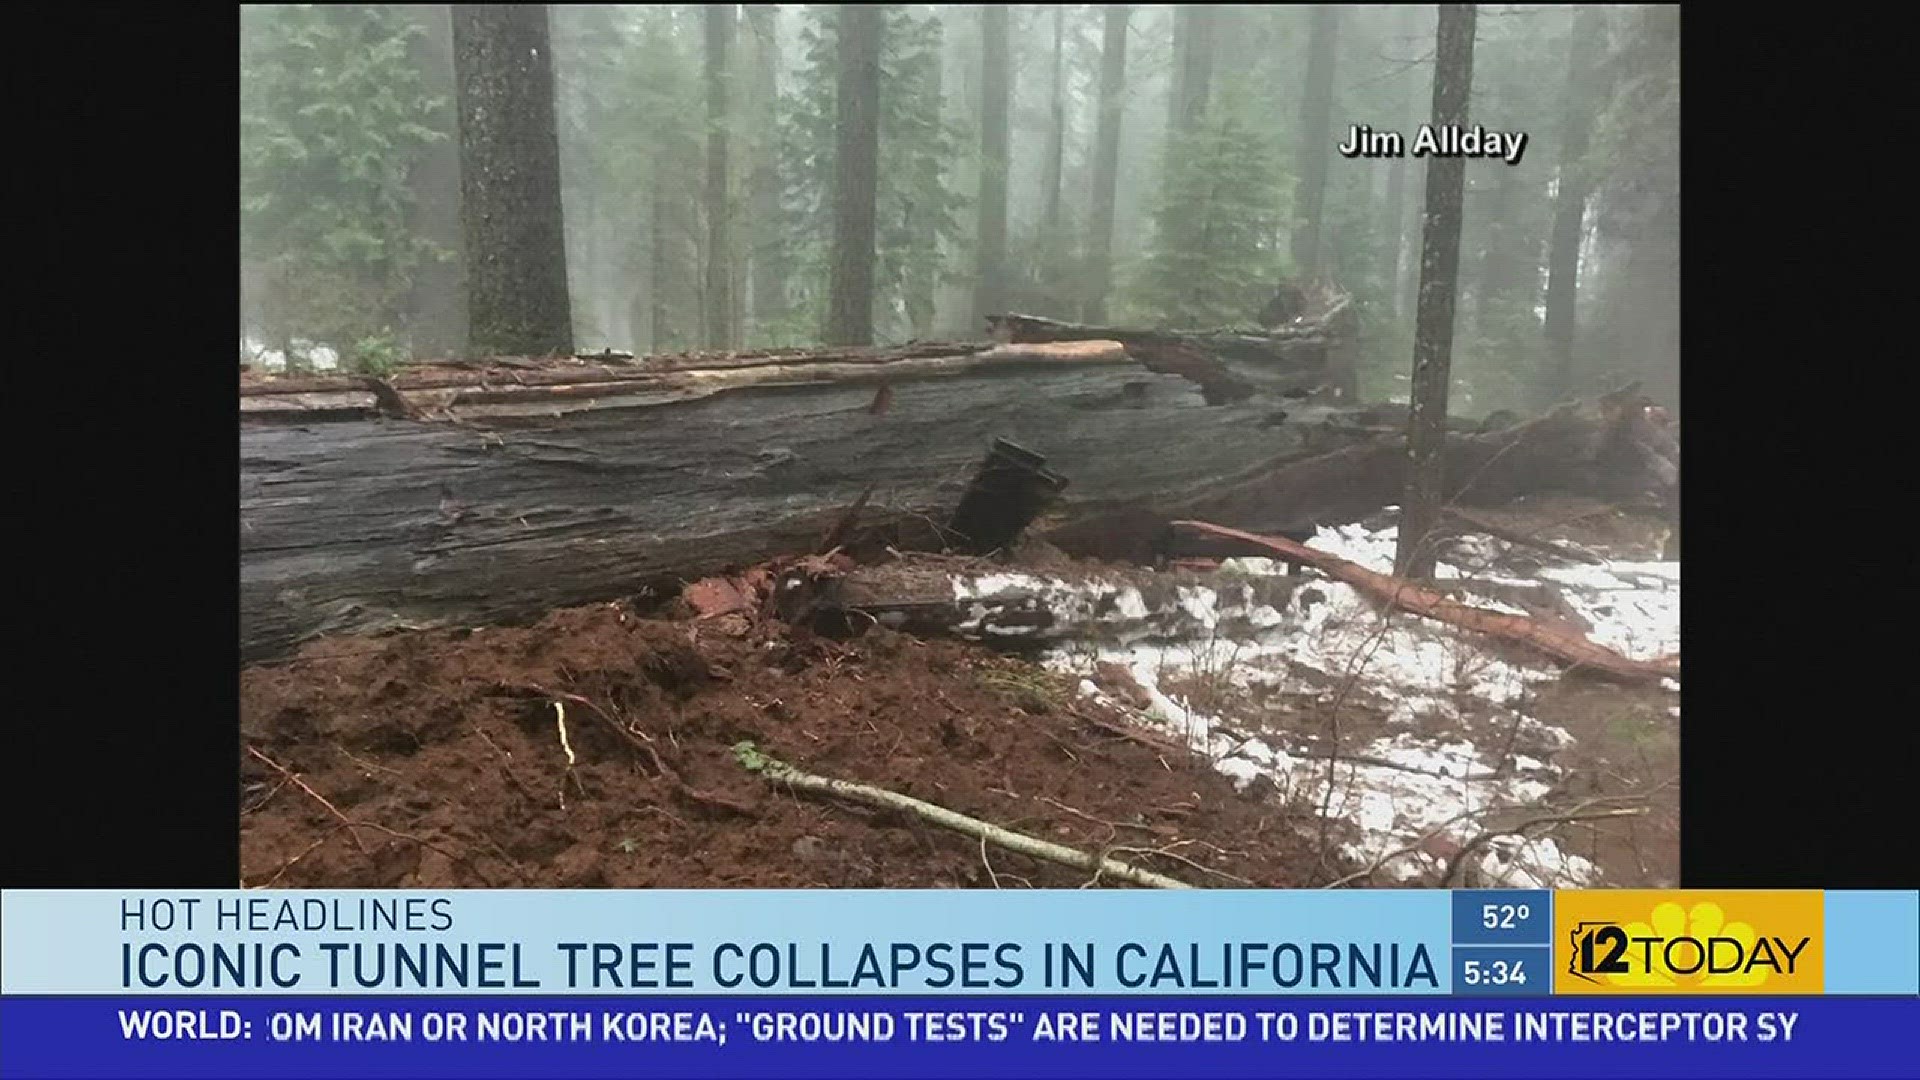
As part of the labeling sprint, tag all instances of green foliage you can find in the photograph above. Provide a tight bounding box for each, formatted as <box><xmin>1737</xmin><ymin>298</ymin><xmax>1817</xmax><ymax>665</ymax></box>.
<box><xmin>1456</xmin><ymin>299</ymin><xmax>1549</xmax><ymax>415</ymax></box>
<box><xmin>1589</xmin><ymin>5</ymin><xmax>1678</xmax><ymax>241</ymax></box>
<box><xmin>1124</xmin><ymin>77</ymin><xmax>1291</xmax><ymax>326</ymax></box>
<box><xmin>348</xmin><ymin>330</ymin><xmax>409</xmax><ymax>376</ymax></box>
<box><xmin>240</xmin><ymin>4</ymin><xmax>448</xmax><ymax>365</ymax></box>
<box><xmin>781</xmin><ymin>5</ymin><xmax>968</xmax><ymax>343</ymax></box>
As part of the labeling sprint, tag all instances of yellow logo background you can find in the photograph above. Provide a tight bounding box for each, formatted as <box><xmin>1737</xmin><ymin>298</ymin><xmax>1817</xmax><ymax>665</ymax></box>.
<box><xmin>1554</xmin><ymin>890</ymin><xmax>1823</xmax><ymax>994</ymax></box>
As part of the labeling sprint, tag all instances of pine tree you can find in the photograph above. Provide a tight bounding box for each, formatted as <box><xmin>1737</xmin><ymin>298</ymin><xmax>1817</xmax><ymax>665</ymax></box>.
<box><xmin>704</xmin><ymin>4</ymin><xmax>738</xmax><ymax>349</ymax></box>
<box><xmin>1292</xmin><ymin>5</ymin><xmax>1340</xmax><ymax>278</ymax></box>
<box><xmin>240</xmin><ymin>4</ymin><xmax>449</xmax><ymax>369</ymax></box>
<box><xmin>1129</xmin><ymin>75</ymin><xmax>1290</xmax><ymax>326</ymax></box>
<box><xmin>972</xmin><ymin>5</ymin><xmax>1011</xmax><ymax>326</ymax></box>
<box><xmin>824</xmin><ymin>5</ymin><xmax>884</xmax><ymax>346</ymax></box>
<box><xmin>786</xmin><ymin>6</ymin><xmax>964</xmax><ymax>345</ymax></box>
<box><xmin>743</xmin><ymin>4</ymin><xmax>788</xmax><ymax>343</ymax></box>
<box><xmin>1544</xmin><ymin>6</ymin><xmax>1605</xmax><ymax>400</ymax></box>
<box><xmin>1396</xmin><ymin>3</ymin><xmax>1477</xmax><ymax>579</ymax></box>
<box><xmin>1083</xmin><ymin>4</ymin><xmax>1131</xmax><ymax>322</ymax></box>
<box><xmin>451</xmin><ymin>4</ymin><xmax>573</xmax><ymax>357</ymax></box>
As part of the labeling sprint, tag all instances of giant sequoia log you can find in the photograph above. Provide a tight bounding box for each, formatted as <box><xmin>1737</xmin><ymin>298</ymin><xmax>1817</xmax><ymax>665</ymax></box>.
<box><xmin>242</xmin><ymin>336</ymin><xmax>1335</xmax><ymax>659</ymax></box>
<box><xmin>240</xmin><ymin>318</ymin><xmax>1669</xmax><ymax>660</ymax></box>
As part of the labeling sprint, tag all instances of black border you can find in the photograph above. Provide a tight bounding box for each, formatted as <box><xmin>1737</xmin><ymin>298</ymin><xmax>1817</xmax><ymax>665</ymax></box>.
<box><xmin>1674</xmin><ymin>15</ymin><xmax>1913</xmax><ymax>888</ymax></box>
<box><xmin>7</xmin><ymin>8</ymin><xmax>239</xmax><ymax>887</ymax></box>
<box><xmin>5</xmin><ymin>6</ymin><xmax>1913</xmax><ymax>891</ymax></box>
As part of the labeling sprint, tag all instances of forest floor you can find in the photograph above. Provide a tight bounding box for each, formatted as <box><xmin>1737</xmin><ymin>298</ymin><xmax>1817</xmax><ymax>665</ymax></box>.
<box><xmin>239</xmin><ymin>496</ymin><xmax>1677</xmax><ymax>891</ymax></box>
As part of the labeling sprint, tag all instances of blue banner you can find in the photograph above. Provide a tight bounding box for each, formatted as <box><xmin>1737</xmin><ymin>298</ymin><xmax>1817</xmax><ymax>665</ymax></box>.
<box><xmin>3</xmin><ymin>890</ymin><xmax>1913</xmax><ymax>1076</ymax></box>
<box><xmin>2</xmin><ymin>995</ymin><xmax>1915</xmax><ymax>1078</ymax></box>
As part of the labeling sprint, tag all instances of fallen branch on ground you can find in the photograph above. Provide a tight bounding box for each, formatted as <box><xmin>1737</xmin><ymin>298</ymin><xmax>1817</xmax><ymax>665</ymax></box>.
<box><xmin>1170</xmin><ymin>521</ymin><xmax>1680</xmax><ymax>685</ymax></box>
<box><xmin>731</xmin><ymin>742</ymin><xmax>1194</xmax><ymax>889</ymax></box>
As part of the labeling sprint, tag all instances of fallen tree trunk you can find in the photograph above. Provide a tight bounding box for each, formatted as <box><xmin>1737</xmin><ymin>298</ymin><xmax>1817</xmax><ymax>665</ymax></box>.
<box><xmin>1043</xmin><ymin>388</ymin><xmax>1668</xmax><ymax>565</ymax></box>
<box><xmin>988</xmin><ymin>301</ymin><xmax>1353</xmax><ymax>401</ymax></box>
<box><xmin>241</xmin><ymin>338</ymin><xmax>1342</xmax><ymax>660</ymax></box>
<box><xmin>241</xmin><ymin>320</ymin><xmax>1669</xmax><ymax>661</ymax></box>
<box><xmin>1168</xmin><ymin>520</ymin><xmax>1680</xmax><ymax>685</ymax></box>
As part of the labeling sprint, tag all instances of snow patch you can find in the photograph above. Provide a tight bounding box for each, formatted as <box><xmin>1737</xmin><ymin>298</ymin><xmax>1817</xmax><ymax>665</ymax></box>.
<box><xmin>1009</xmin><ymin>520</ymin><xmax>1678</xmax><ymax>888</ymax></box>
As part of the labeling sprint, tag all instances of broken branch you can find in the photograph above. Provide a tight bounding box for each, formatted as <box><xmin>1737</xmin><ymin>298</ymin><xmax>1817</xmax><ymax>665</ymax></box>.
<box><xmin>732</xmin><ymin>742</ymin><xmax>1194</xmax><ymax>889</ymax></box>
<box><xmin>1170</xmin><ymin>520</ymin><xmax>1679</xmax><ymax>685</ymax></box>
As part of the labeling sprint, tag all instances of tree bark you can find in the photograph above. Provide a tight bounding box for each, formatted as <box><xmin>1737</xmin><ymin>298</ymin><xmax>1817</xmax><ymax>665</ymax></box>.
<box><xmin>1046</xmin><ymin>388</ymin><xmax>1664</xmax><ymax>566</ymax></box>
<box><xmin>1395</xmin><ymin>3</ymin><xmax>1476</xmax><ymax>580</ymax></box>
<box><xmin>825</xmin><ymin>5</ymin><xmax>884</xmax><ymax>346</ymax></box>
<box><xmin>972</xmin><ymin>5</ymin><xmax>1011</xmax><ymax>328</ymax></box>
<box><xmin>241</xmin><ymin>342</ymin><xmax>1660</xmax><ymax>662</ymax></box>
<box><xmin>1544</xmin><ymin>5</ymin><xmax>1604</xmax><ymax>399</ymax></box>
<box><xmin>238</xmin><ymin>339</ymin><xmax>1321</xmax><ymax>659</ymax></box>
<box><xmin>703</xmin><ymin>5</ymin><xmax>737</xmax><ymax>350</ymax></box>
<box><xmin>1170</xmin><ymin>5</ymin><xmax>1215</xmax><ymax>129</ymax></box>
<box><xmin>1292</xmin><ymin>5</ymin><xmax>1340</xmax><ymax>278</ymax></box>
<box><xmin>451</xmin><ymin>4</ymin><xmax>573</xmax><ymax>357</ymax></box>
<box><xmin>1084</xmin><ymin>6</ymin><xmax>1130</xmax><ymax>323</ymax></box>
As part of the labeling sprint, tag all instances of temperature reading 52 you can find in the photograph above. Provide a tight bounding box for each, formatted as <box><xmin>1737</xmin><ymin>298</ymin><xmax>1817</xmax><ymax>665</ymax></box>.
<box><xmin>1482</xmin><ymin>903</ymin><xmax>1532</xmax><ymax>929</ymax></box>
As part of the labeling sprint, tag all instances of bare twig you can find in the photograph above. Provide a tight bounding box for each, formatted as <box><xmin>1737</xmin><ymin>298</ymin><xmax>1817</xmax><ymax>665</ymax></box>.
<box><xmin>333</xmin><ymin>743</ymin><xmax>401</xmax><ymax>777</ymax></box>
<box><xmin>1111</xmin><ymin>843</ymin><xmax>1259</xmax><ymax>887</ymax></box>
<box><xmin>249</xmin><ymin>824</ymin><xmax>350</xmax><ymax>888</ymax></box>
<box><xmin>246</xmin><ymin>746</ymin><xmax>369</xmax><ymax>855</ymax></box>
<box><xmin>1443</xmin><ymin>804</ymin><xmax>1650</xmax><ymax>887</ymax></box>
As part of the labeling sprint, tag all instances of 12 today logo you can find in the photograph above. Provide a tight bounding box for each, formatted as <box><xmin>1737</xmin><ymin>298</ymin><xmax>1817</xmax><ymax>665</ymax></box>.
<box><xmin>1554</xmin><ymin>891</ymin><xmax>1823</xmax><ymax>994</ymax></box>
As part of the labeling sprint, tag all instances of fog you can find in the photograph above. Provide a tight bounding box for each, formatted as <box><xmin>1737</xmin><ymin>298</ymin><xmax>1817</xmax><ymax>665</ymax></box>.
<box><xmin>240</xmin><ymin>4</ymin><xmax>1678</xmax><ymax>413</ymax></box>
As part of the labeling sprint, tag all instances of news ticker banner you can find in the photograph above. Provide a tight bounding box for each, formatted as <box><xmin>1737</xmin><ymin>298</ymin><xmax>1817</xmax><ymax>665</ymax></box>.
<box><xmin>1</xmin><ymin>889</ymin><xmax>1914</xmax><ymax>1077</ymax></box>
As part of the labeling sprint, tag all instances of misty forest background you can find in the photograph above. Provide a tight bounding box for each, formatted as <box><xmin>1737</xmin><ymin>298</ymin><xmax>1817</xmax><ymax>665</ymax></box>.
<box><xmin>239</xmin><ymin>4</ymin><xmax>1678</xmax><ymax>414</ymax></box>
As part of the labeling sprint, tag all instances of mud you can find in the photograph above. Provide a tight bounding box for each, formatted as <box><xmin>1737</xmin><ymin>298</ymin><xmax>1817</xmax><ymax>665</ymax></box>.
<box><xmin>241</xmin><ymin>604</ymin><xmax>1333</xmax><ymax>889</ymax></box>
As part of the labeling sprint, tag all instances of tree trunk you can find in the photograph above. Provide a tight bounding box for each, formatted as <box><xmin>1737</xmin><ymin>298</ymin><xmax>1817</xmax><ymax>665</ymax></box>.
<box><xmin>1170</xmin><ymin>5</ymin><xmax>1215</xmax><ymax>129</ymax></box>
<box><xmin>1041</xmin><ymin>5</ymin><xmax>1066</xmax><ymax>273</ymax></box>
<box><xmin>240</xmin><ymin>349</ymin><xmax>1659</xmax><ymax>662</ymax></box>
<box><xmin>1083</xmin><ymin>4</ymin><xmax>1129</xmax><ymax>323</ymax></box>
<box><xmin>972</xmin><ymin>5</ymin><xmax>1011</xmax><ymax>329</ymax></box>
<box><xmin>1473</xmin><ymin>162</ymin><xmax>1525</xmax><ymax>334</ymax></box>
<box><xmin>825</xmin><ymin>5</ymin><xmax>883</xmax><ymax>346</ymax></box>
<box><xmin>1390</xmin><ymin>6</ymin><xmax>1426</xmax><ymax>323</ymax></box>
<box><xmin>1395</xmin><ymin>3</ymin><xmax>1476</xmax><ymax>580</ymax></box>
<box><xmin>404</xmin><ymin>5</ymin><xmax>469</xmax><ymax>360</ymax></box>
<box><xmin>743</xmin><ymin>5</ymin><xmax>784</xmax><ymax>343</ymax></box>
<box><xmin>703</xmin><ymin>4</ymin><xmax>736</xmax><ymax>350</ymax></box>
<box><xmin>1292</xmin><ymin>5</ymin><xmax>1339</xmax><ymax>278</ymax></box>
<box><xmin>1544</xmin><ymin>5</ymin><xmax>1603</xmax><ymax>399</ymax></box>
<box><xmin>451</xmin><ymin>4</ymin><xmax>573</xmax><ymax>357</ymax></box>
<box><xmin>650</xmin><ymin>180</ymin><xmax>673</xmax><ymax>351</ymax></box>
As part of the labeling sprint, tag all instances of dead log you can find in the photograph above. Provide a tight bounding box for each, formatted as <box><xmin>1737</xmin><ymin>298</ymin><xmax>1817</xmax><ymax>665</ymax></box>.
<box><xmin>1043</xmin><ymin>389</ymin><xmax>1667</xmax><ymax>565</ymax></box>
<box><xmin>240</xmin><ymin>322</ymin><xmax>1671</xmax><ymax>662</ymax></box>
<box><xmin>987</xmin><ymin>302</ymin><xmax>1351</xmax><ymax>401</ymax></box>
<box><xmin>241</xmin><ymin>339</ymin><xmax>1375</xmax><ymax>660</ymax></box>
<box><xmin>1168</xmin><ymin>520</ymin><xmax>1680</xmax><ymax>685</ymax></box>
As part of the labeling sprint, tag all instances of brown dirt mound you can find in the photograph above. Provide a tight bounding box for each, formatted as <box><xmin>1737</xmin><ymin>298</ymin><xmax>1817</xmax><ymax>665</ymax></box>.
<box><xmin>241</xmin><ymin>602</ymin><xmax>1333</xmax><ymax>889</ymax></box>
